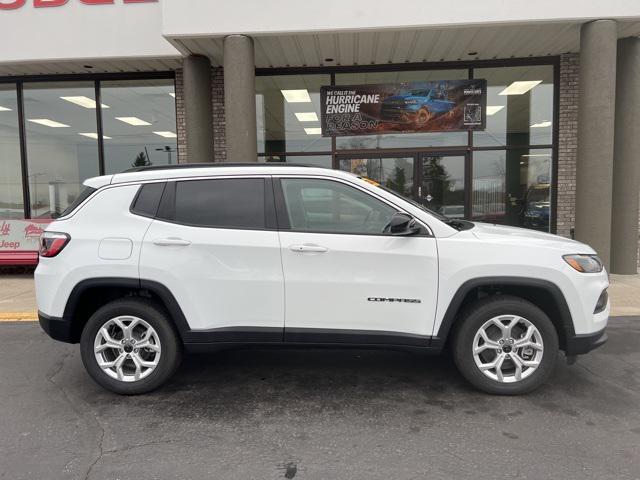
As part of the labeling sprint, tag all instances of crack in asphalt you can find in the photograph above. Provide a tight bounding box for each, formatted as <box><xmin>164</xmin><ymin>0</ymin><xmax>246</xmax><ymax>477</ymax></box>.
<box><xmin>44</xmin><ymin>352</ymin><xmax>106</xmax><ymax>480</ymax></box>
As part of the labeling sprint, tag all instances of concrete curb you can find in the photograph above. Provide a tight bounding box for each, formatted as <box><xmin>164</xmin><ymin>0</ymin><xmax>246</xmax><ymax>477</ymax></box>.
<box><xmin>0</xmin><ymin>312</ymin><xmax>38</xmax><ymax>322</ymax></box>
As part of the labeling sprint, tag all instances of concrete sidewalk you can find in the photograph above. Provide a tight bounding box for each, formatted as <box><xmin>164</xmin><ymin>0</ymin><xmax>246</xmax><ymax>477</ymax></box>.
<box><xmin>1</xmin><ymin>272</ymin><xmax>639</xmax><ymax>320</ymax></box>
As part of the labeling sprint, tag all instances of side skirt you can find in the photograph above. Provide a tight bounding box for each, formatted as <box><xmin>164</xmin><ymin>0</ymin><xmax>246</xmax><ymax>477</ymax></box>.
<box><xmin>183</xmin><ymin>327</ymin><xmax>440</xmax><ymax>355</ymax></box>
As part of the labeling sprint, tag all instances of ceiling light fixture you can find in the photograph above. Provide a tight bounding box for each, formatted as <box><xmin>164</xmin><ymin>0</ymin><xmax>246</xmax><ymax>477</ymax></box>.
<box><xmin>295</xmin><ymin>112</ymin><xmax>319</xmax><ymax>122</ymax></box>
<box><xmin>169</xmin><ymin>93</ymin><xmax>176</xmax><ymax>98</ymax></box>
<box><xmin>153</xmin><ymin>131</ymin><xmax>177</xmax><ymax>138</ymax></box>
<box><xmin>0</xmin><ymin>106</ymin><xmax>12</xmax><ymax>112</ymax></box>
<box><xmin>531</xmin><ymin>120</ymin><xmax>552</xmax><ymax>128</ymax></box>
<box><xmin>304</xmin><ymin>127</ymin><xmax>322</xmax><ymax>135</ymax></box>
<box><xmin>521</xmin><ymin>154</ymin><xmax>551</xmax><ymax>157</ymax></box>
<box><xmin>79</xmin><ymin>133</ymin><xmax>111</xmax><ymax>140</ymax></box>
<box><xmin>61</xmin><ymin>96</ymin><xmax>109</xmax><ymax>109</ymax></box>
<box><xmin>116</xmin><ymin>117</ymin><xmax>152</xmax><ymax>126</ymax></box>
<box><xmin>281</xmin><ymin>89</ymin><xmax>311</xmax><ymax>103</ymax></box>
<box><xmin>28</xmin><ymin>118</ymin><xmax>69</xmax><ymax>128</ymax></box>
<box><xmin>486</xmin><ymin>105</ymin><xmax>505</xmax><ymax>116</ymax></box>
<box><xmin>499</xmin><ymin>80</ymin><xmax>542</xmax><ymax>96</ymax></box>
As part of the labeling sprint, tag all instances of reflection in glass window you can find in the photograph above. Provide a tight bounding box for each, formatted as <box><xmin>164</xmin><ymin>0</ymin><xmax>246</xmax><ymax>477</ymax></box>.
<box><xmin>0</xmin><ymin>85</ymin><xmax>24</xmax><ymax>219</ymax></box>
<box><xmin>256</xmin><ymin>74</ymin><xmax>332</xmax><ymax>154</ymax></box>
<box><xmin>339</xmin><ymin>157</ymin><xmax>414</xmax><ymax>197</ymax></box>
<box><xmin>258</xmin><ymin>154</ymin><xmax>332</xmax><ymax>168</ymax></box>
<box><xmin>281</xmin><ymin>178</ymin><xmax>396</xmax><ymax>234</ymax></box>
<box><xmin>473</xmin><ymin>65</ymin><xmax>554</xmax><ymax>147</ymax></box>
<box><xmin>23</xmin><ymin>82</ymin><xmax>100</xmax><ymax>218</ymax></box>
<box><xmin>101</xmin><ymin>79</ymin><xmax>177</xmax><ymax>174</ymax></box>
<box><xmin>335</xmin><ymin>70</ymin><xmax>469</xmax><ymax>149</ymax></box>
<box><xmin>472</xmin><ymin>149</ymin><xmax>552</xmax><ymax>231</ymax></box>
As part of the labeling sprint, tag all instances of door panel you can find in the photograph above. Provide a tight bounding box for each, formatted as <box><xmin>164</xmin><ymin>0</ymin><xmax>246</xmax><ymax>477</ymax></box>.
<box><xmin>140</xmin><ymin>221</ymin><xmax>284</xmax><ymax>331</ymax></box>
<box><xmin>139</xmin><ymin>177</ymin><xmax>284</xmax><ymax>333</ymax></box>
<box><xmin>280</xmin><ymin>231</ymin><xmax>438</xmax><ymax>337</ymax></box>
<box><xmin>277</xmin><ymin>177</ymin><xmax>438</xmax><ymax>339</ymax></box>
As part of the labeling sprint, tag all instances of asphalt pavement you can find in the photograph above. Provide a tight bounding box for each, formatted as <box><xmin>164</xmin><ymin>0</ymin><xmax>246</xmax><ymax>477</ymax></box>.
<box><xmin>0</xmin><ymin>317</ymin><xmax>639</xmax><ymax>480</ymax></box>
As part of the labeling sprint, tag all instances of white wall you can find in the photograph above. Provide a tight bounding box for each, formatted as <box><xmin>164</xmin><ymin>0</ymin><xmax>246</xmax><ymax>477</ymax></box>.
<box><xmin>162</xmin><ymin>0</ymin><xmax>640</xmax><ymax>37</ymax></box>
<box><xmin>0</xmin><ymin>0</ymin><xmax>179</xmax><ymax>64</ymax></box>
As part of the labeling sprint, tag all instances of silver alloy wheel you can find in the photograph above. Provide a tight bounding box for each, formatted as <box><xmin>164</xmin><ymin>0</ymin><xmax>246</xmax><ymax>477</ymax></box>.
<box><xmin>93</xmin><ymin>315</ymin><xmax>161</xmax><ymax>383</ymax></box>
<box><xmin>472</xmin><ymin>315</ymin><xmax>544</xmax><ymax>383</ymax></box>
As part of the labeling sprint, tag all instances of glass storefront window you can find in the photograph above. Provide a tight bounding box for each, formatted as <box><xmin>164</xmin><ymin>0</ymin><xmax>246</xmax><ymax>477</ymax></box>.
<box><xmin>473</xmin><ymin>65</ymin><xmax>554</xmax><ymax>148</ymax></box>
<box><xmin>472</xmin><ymin>149</ymin><xmax>552</xmax><ymax>231</ymax></box>
<box><xmin>256</xmin><ymin>74</ymin><xmax>331</xmax><ymax>154</ymax></box>
<box><xmin>101</xmin><ymin>79</ymin><xmax>177</xmax><ymax>174</ymax></box>
<box><xmin>259</xmin><ymin>154</ymin><xmax>332</xmax><ymax>168</ymax></box>
<box><xmin>339</xmin><ymin>157</ymin><xmax>414</xmax><ymax>197</ymax></box>
<box><xmin>0</xmin><ymin>85</ymin><xmax>24</xmax><ymax>219</ymax></box>
<box><xmin>23</xmin><ymin>82</ymin><xmax>100</xmax><ymax>218</ymax></box>
<box><xmin>335</xmin><ymin>70</ymin><xmax>469</xmax><ymax>149</ymax></box>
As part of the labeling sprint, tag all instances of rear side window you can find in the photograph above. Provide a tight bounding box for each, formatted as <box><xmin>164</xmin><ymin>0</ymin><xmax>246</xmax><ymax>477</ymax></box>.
<box><xmin>131</xmin><ymin>182</ymin><xmax>166</xmax><ymax>218</ymax></box>
<box><xmin>169</xmin><ymin>178</ymin><xmax>266</xmax><ymax>229</ymax></box>
<box><xmin>58</xmin><ymin>186</ymin><xmax>96</xmax><ymax>218</ymax></box>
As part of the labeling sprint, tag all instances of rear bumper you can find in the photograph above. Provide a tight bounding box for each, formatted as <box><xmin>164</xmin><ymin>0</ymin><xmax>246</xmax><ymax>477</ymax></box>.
<box><xmin>38</xmin><ymin>311</ymin><xmax>74</xmax><ymax>343</ymax></box>
<box><xmin>564</xmin><ymin>328</ymin><xmax>608</xmax><ymax>355</ymax></box>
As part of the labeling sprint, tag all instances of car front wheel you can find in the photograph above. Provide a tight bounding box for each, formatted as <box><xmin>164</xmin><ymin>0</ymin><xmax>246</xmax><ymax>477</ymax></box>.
<box><xmin>80</xmin><ymin>298</ymin><xmax>182</xmax><ymax>395</ymax></box>
<box><xmin>452</xmin><ymin>295</ymin><xmax>559</xmax><ymax>395</ymax></box>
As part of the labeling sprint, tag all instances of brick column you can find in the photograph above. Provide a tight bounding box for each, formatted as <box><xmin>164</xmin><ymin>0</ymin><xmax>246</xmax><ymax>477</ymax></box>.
<box><xmin>556</xmin><ymin>53</ymin><xmax>579</xmax><ymax>238</ymax></box>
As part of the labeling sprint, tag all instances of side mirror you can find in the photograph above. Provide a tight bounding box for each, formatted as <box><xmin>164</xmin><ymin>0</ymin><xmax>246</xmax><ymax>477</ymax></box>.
<box><xmin>384</xmin><ymin>212</ymin><xmax>421</xmax><ymax>236</ymax></box>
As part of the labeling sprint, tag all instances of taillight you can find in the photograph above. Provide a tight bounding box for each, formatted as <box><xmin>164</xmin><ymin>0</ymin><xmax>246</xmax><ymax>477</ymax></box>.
<box><xmin>39</xmin><ymin>232</ymin><xmax>70</xmax><ymax>258</ymax></box>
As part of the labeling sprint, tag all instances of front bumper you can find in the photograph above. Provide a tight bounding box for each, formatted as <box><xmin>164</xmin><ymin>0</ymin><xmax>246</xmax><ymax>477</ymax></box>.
<box><xmin>564</xmin><ymin>328</ymin><xmax>608</xmax><ymax>355</ymax></box>
<box><xmin>38</xmin><ymin>311</ymin><xmax>75</xmax><ymax>343</ymax></box>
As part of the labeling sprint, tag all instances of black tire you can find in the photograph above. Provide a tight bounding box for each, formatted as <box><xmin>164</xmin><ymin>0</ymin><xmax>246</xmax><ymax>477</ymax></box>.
<box><xmin>80</xmin><ymin>298</ymin><xmax>182</xmax><ymax>395</ymax></box>
<box><xmin>451</xmin><ymin>295</ymin><xmax>559</xmax><ymax>395</ymax></box>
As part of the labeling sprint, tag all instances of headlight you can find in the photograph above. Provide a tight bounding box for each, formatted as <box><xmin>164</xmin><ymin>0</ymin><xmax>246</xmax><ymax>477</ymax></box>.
<box><xmin>563</xmin><ymin>254</ymin><xmax>603</xmax><ymax>273</ymax></box>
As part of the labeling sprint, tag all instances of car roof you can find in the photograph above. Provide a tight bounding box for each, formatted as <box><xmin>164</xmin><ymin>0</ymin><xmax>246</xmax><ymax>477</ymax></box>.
<box><xmin>108</xmin><ymin>163</ymin><xmax>357</xmax><ymax>184</ymax></box>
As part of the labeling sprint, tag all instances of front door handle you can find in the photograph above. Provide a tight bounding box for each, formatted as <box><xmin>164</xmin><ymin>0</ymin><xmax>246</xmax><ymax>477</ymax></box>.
<box><xmin>153</xmin><ymin>237</ymin><xmax>192</xmax><ymax>247</ymax></box>
<box><xmin>289</xmin><ymin>244</ymin><xmax>328</xmax><ymax>253</ymax></box>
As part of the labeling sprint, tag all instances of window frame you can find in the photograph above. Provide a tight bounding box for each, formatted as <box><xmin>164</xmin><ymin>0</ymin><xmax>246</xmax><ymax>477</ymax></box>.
<box><xmin>0</xmin><ymin>71</ymin><xmax>176</xmax><ymax>219</ymax></box>
<box><xmin>273</xmin><ymin>174</ymin><xmax>433</xmax><ymax>237</ymax></box>
<box><xmin>154</xmin><ymin>175</ymin><xmax>278</xmax><ymax>231</ymax></box>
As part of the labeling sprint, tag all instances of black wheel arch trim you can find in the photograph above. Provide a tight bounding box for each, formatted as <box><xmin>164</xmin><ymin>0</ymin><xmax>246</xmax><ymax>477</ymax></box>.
<box><xmin>432</xmin><ymin>276</ymin><xmax>576</xmax><ymax>350</ymax></box>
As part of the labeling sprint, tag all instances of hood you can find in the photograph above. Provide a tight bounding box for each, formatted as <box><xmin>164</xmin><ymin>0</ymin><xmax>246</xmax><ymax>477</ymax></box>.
<box><xmin>469</xmin><ymin>222</ymin><xmax>595</xmax><ymax>253</ymax></box>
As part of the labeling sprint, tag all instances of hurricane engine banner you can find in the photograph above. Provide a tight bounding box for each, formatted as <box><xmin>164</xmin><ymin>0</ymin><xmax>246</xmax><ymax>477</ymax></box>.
<box><xmin>320</xmin><ymin>79</ymin><xmax>487</xmax><ymax>137</ymax></box>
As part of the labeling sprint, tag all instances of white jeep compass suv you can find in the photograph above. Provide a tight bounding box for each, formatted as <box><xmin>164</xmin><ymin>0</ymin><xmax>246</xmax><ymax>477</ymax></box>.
<box><xmin>35</xmin><ymin>164</ymin><xmax>609</xmax><ymax>395</ymax></box>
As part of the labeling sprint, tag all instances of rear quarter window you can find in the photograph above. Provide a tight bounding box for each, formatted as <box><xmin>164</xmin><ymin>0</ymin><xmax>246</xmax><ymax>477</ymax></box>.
<box><xmin>130</xmin><ymin>182</ymin><xmax>166</xmax><ymax>218</ymax></box>
<box><xmin>57</xmin><ymin>186</ymin><xmax>96</xmax><ymax>218</ymax></box>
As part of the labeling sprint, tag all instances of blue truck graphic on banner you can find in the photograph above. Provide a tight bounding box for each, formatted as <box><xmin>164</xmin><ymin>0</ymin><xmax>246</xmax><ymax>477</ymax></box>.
<box><xmin>380</xmin><ymin>88</ymin><xmax>456</xmax><ymax>126</ymax></box>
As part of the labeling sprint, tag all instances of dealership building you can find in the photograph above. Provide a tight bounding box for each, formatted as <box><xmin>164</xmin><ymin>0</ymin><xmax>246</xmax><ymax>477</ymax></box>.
<box><xmin>0</xmin><ymin>0</ymin><xmax>639</xmax><ymax>272</ymax></box>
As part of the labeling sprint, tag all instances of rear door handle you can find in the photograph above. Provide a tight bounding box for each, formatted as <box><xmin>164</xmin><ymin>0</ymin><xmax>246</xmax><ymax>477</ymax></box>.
<box><xmin>289</xmin><ymin>244</ymin><xmax>328</xmax><ymax>253</ymax></box>
<box><xmin>153</xmin><ymin>237</ymin><xmax>192</xmax><ymax>247</ymax></box>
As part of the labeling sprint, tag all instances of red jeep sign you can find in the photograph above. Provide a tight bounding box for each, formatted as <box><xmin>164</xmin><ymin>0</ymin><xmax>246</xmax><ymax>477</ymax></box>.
<box><xmin>0</xmin><ymin>0</ymin><xmax>156</xmax><ymax>10</ymax></box>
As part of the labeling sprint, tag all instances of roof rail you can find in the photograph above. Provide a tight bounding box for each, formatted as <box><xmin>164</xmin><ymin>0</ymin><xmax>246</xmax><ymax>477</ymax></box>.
<box><xmin>124</xmin><ymin>162</ymin><xmax>313</xmax><ymax>173</ymax></box>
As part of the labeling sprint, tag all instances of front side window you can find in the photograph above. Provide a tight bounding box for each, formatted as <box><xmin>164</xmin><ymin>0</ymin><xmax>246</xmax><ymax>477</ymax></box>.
<box><xmin>280</xmin><ymin>178</ymin><xmax>396</xmax><ymax>235</ymax></box>
<box><xmin>171</xmin><ymin>178</ymin><xmax>266</xmax><ymax>229</ymax></box>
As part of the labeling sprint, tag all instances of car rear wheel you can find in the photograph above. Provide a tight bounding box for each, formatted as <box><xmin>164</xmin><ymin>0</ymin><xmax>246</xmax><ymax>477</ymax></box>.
<box><xmin>452</xmin><ymin>295</ymin><xmax>558</xmax><ymax>395</ymax></box>
<box><xmin>80</xmin><ymin>298</ymin><xmax>182</xmax><ymax>395</ymax></box>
